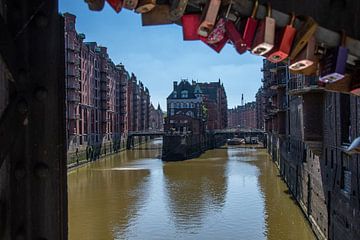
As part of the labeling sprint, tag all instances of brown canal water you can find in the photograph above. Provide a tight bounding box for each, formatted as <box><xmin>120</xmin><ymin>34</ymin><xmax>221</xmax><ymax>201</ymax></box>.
<box><xmin>68</xmin><ymin>139</ymin><xmax>315</xmax><ymax>240</ymax></box>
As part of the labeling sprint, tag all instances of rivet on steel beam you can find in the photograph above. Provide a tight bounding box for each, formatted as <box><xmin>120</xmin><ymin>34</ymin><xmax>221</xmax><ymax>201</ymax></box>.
<box><xmin>34</xmin><ymin>87</ymin><xmax>48</xmax><ymax>101</ymax></box>
<box><xmin>34</xmin><ymin>163</ymin><xmax>49</xmax><ymax>178</ymax></box>
<box><xmin>23</xmin><ymin>117</ymin><xmax>29</xmax><ymax>126</ymax></box>
<box><xmin>15</xmin><ymin>167</ymin><xmax>26</xmax><ymax>180</ymax></box>
<box><xmin>17</xmin><ymin>100</ymin><xmax>28</xmax><ymax>114</ymax></box>
<box><xmin>35</xmin><ymin>13</ymin><xmax>48</xmax><ymax>28</ymax></box>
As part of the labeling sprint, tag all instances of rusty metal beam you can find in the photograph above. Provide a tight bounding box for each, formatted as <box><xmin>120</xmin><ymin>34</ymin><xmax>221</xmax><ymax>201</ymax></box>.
<box><xmin>0</xmin><ymin>15</ymin><xmax>19</xmax><ymax>85</ymax></box>
<box><xmin>0</xmin><ymin>0</ymin><xmax>67</xmax><ymax>239</ymax></box>
<box><xmin>0</xmin><ymin>98</ymin><xmax>27</xmax><ymax>169</ymax></box>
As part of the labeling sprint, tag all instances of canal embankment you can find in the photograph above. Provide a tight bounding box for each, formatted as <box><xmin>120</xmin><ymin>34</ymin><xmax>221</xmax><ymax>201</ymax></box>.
<box><xmin>67</xmin><ymin>136</ymin><xmax>152</xmax><ymax>169</ymax></box>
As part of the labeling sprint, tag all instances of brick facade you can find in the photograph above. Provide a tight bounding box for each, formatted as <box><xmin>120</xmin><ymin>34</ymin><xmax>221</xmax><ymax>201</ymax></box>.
<box><xmin>259</xmin><ymin>59</ymin><xmax>360</xmax><ymax>240</ymax></box>
<box><xmin>149</xmin><ymin>103</ymin><xmax>164</xmax><ymax>130</ymax></box>
<box><xmin>228</xmin><ymin>102</ymin><xmax>257</xmax><ymax>129</ymax></box>
<box><xmin>64</xmin><ymin>13</ymin><xmax>151</xmax><ymax>156</ymax></box>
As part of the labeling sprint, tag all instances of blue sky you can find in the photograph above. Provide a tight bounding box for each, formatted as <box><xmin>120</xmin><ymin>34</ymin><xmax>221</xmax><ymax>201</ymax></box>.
<box><xmin>59</xmin><ymin>0</ymin><xmax>263</xmax><ymax>109</ymax></box>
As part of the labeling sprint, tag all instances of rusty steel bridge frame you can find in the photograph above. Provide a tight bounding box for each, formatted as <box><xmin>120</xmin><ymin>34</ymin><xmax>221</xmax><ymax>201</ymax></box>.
<box><xmin>0</xmin><ymin>0</ymin><xmax>360</xmax><ymax>239</ymax></box>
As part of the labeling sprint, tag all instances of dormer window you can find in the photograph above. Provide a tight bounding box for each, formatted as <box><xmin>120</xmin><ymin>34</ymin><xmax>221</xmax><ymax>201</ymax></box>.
<box><xmin>173</xmin><ymin>91</ymin><xmax>177</xmax><ymax>98</ymax></box>
<box><xmin>181</xmin><ymin>90</ymin><xmax>188</xmax><ymax>98</ymax></box>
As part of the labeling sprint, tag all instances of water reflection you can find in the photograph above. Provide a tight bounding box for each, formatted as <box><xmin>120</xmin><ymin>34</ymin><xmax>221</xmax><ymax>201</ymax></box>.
<box><xmin>68</xmin><ymin>146</ymin><xmax>160</xmax><ymax>240</ymax></box>
<box><xmin>68</xmin><ymin>141</ymin><xmax>315</xmax><ymax>240</ymax></box>
<box><xmin>162</xmin><ymin>150</ymin><xmax>228</xmax><ymax>232</ymax></box>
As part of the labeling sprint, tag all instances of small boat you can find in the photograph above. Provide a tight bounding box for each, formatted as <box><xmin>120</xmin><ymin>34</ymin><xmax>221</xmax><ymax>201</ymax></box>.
<box><xmin>227</xmin><ymin>138</ymin><xmax>244</xmax><ymax>145</ymax></box>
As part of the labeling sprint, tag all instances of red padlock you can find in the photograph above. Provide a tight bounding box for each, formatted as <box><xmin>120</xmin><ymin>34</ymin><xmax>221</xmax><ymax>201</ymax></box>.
<box><xmin>200</xmin><ymin>35</ymin><xmax>229</xmax><ymax>53</ymax></box>
<box><xmin>251</xmin><ymin>2</ymin><xmax>275</xmax><ymax>56</ymax></box>
<box><xmin>225</xmin><ymin>20</ymin><xmax>247</xmax><ymax>54</ymax></box>
<box><xmin>207</xmin><ymin>18</ymin><xmax>227</xmax><ymax>44</ymax></box>
<box><xmin>350</xmin><ymin>60</ymin><xmax>360</xmax><ymax>96</ymax></box>
<box><xmin>207</xmin><ymin>2</ymin><xmax>237</xmax><ymax>45</ymax></box>
<box><xmin>197</xmin><ymin>0</ymin><xmax>221</xmax><ymax>37</ymax></box>
<box><xmin>181</xmin><ymin>14</ymin><xmax>202</xmax><ymax>41</ymax></box>
<box><xmin>267</xmin><ymin>13</ymin><xmax>297</xmax><ymax>63</ymax></box>
<box><xmin>106</xmin><ymin>0</ymin><xmax>123</xmax><ymax>13</ymax></box>
<box><xmin>240</xmin><ymin>0</ymin><xmax>259</xmax><ymax>50</ymax></box>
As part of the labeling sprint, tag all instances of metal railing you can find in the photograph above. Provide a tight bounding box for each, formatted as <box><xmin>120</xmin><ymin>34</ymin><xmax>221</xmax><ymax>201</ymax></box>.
<box><xmin>288</xmin><ymin>75</ymin><xmax>322</xmax><ymax>92</ymax></box>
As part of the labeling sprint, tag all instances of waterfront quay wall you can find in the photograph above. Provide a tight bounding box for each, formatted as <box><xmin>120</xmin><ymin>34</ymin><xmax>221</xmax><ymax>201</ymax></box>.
<box><xmin>265</xmin><ymin>91</ymin><xmax>360</xmax><ymax>240</ymax></box>
<box><xmin>162</xmin><ymin>132</ymin><xmax>228</xmax><ymax>161</ymax></box>
<box><xmin>67</xmin><ymin>135</ymin><xmax>150</xmax><ymax>168</ymax></box>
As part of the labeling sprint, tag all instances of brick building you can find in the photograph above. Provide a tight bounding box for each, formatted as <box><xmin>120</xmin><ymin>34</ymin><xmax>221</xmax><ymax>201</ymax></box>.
<box><xmin>259</xmin><ymin>59</ymin><xmax>360</xmax><ymax>240</ymax></box>
<box><xmin>197</xmin><ymin>79</ymin><xmax>228</xmax><ymax>130</ymax></box>
<box><xmin>149</xmin><ymin>103</ymin><xmax>164</xmax><ymax>130</ymax></box>
<box><xmin>228</xmin><ymin>102</ymin><xmax>257</xmax><ymax>129</ymax></box>
<box><xmin>64</xmin><ymin>13</ymin><xmax>150</xmax><ymax>159</ymax></box>
<box><xmin>255</xmin><ymin>88</ymin><xmax>265</xmax><ymax>130</ymax></box>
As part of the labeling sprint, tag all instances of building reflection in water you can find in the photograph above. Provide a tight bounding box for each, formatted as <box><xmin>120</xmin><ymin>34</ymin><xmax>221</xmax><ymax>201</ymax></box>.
<box><xmin>162</xmin><ymin>149</ymin><xmax>228</xmax><ymax>233</ymax></box>
<box><xmin>68</xmin><ymin>140</ymin><xmax>315</xmax><ymax>240</ymax></box>
<box><xmin>68</xmin><ymin>152</ymin><xmax>152</xmax><ymax>240</ymax></box>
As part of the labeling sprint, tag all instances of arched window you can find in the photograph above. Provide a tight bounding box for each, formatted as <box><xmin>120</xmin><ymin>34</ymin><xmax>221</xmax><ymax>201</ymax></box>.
<box><xmin>181</xmin><ymin>90</ymin><xmax>188</xmax><ymax>98</ymax></box>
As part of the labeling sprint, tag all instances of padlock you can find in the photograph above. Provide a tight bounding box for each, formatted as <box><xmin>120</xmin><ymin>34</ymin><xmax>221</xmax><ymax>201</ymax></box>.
<box><xmin>267</xmin><ymin>13</ymin><xmax>297</xmax><ymax>63</ymax></box>
<box><xmin>135</xmin><ymin>0</ymin><xmax>156</xmax><ymax>13</ymax></box>
<box><xmin>225</xmin><ymin>20</ymin><xmax>247</xmax><ymax>54</ymax></box>
<box><xmin>319</xmin><ymin>31</ymin><xmax>349</xmax><ymax>83</ymax></box>
<box><xmin>289</xmin><ymin>36</ymin><xmax>317</xmax><ymax>73</ymax></box>
<box><xmin>290</xmin><ymin>16</ymin><xmax>318</xmax><ymax>59</ymax></box>
<box><xmin>200</xmin><ymin>34</ymin><xmax>229</xmax><ymax>53</ymax></box>
<box><xmin>123</xmin><ymin>0</ymin><xmax>138</xmax><ymax>10</ymax></box>
<box><xmin>170</xmin><ymin>0</ymin><xmax>188</xmax><ymax>21</ymax></box>
<box><xmin>85</xmin><ymin>0</ymin><xmax>105</xmax><ymax>11</ymax></box>
<box><xmin>207</xmin><ymin>18</ymin><xmax>227</xmax><ymax>44</ymax></box>
<box><xmin>142</xmin><ymin>5</ymin><xmax>173</xmax><ymax>26</ymax></box>
<box><xmin>181</xmin><ymin>14</ymin><xmax>202</xmax><ymax>40</ymax></box>
<box><xmin>239</xmin><ymin>0</ymin><xmax>259</xmax><ymax>50</ymax></box>
<box><xmin>350</xmin><ymin>60</ymin><xmax>360</xmax><ymax>96</ymax></box>
<box><xmin>106</xmin><ymin>0</ymin><xmax>123</xmax><ymax>13</ymax></box>
<box><xmin>197</xmin><ymin>0</ymin><xmax>221</xmax><ymax>37</ymax></box>
<box><xmin>207</xmin><ymin>2</ymin><xmax>238</xmax><ymax>45</ymax></box>
<box><xmin>251</xmin><ymin>3</ymin><xmax>275</xmax><ymax>56</ymax></box>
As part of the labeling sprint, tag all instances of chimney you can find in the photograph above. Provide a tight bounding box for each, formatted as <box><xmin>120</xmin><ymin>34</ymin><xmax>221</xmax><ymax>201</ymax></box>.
<box><xmin>173</xmin><ymin>81</ymin><xmax>178</xmax><ymax>90</ymax></box>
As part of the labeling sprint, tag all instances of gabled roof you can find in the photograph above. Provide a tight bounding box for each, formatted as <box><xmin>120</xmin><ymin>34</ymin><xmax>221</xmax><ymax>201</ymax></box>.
<box><xmin>167</xmin><ymin>80</ymin><xmax>197</xmax><ymax>99</ymax></box>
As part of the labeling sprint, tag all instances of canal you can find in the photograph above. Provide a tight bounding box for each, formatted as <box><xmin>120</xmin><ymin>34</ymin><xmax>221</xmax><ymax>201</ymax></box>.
<box><xmin>68</xmin><ymin>139</ymin><xmax>315</xmax><ymax>240</ymax></box>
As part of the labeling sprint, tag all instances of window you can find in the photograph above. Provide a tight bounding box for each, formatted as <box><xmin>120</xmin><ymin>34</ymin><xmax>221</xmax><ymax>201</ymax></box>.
<box><xmin>341</xmin><ymin>153</ymin><xmax>351</xmax><ymax>196</ymax></box>
<box><xmin>340</xmin><ymin>94</ymin><xmax>351</xmax><ymax>145</ymax></box>
<box><xmin>181</xmin><ymin>90</ymin><xmax>188</xmax><ymax>98</ymax></box>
